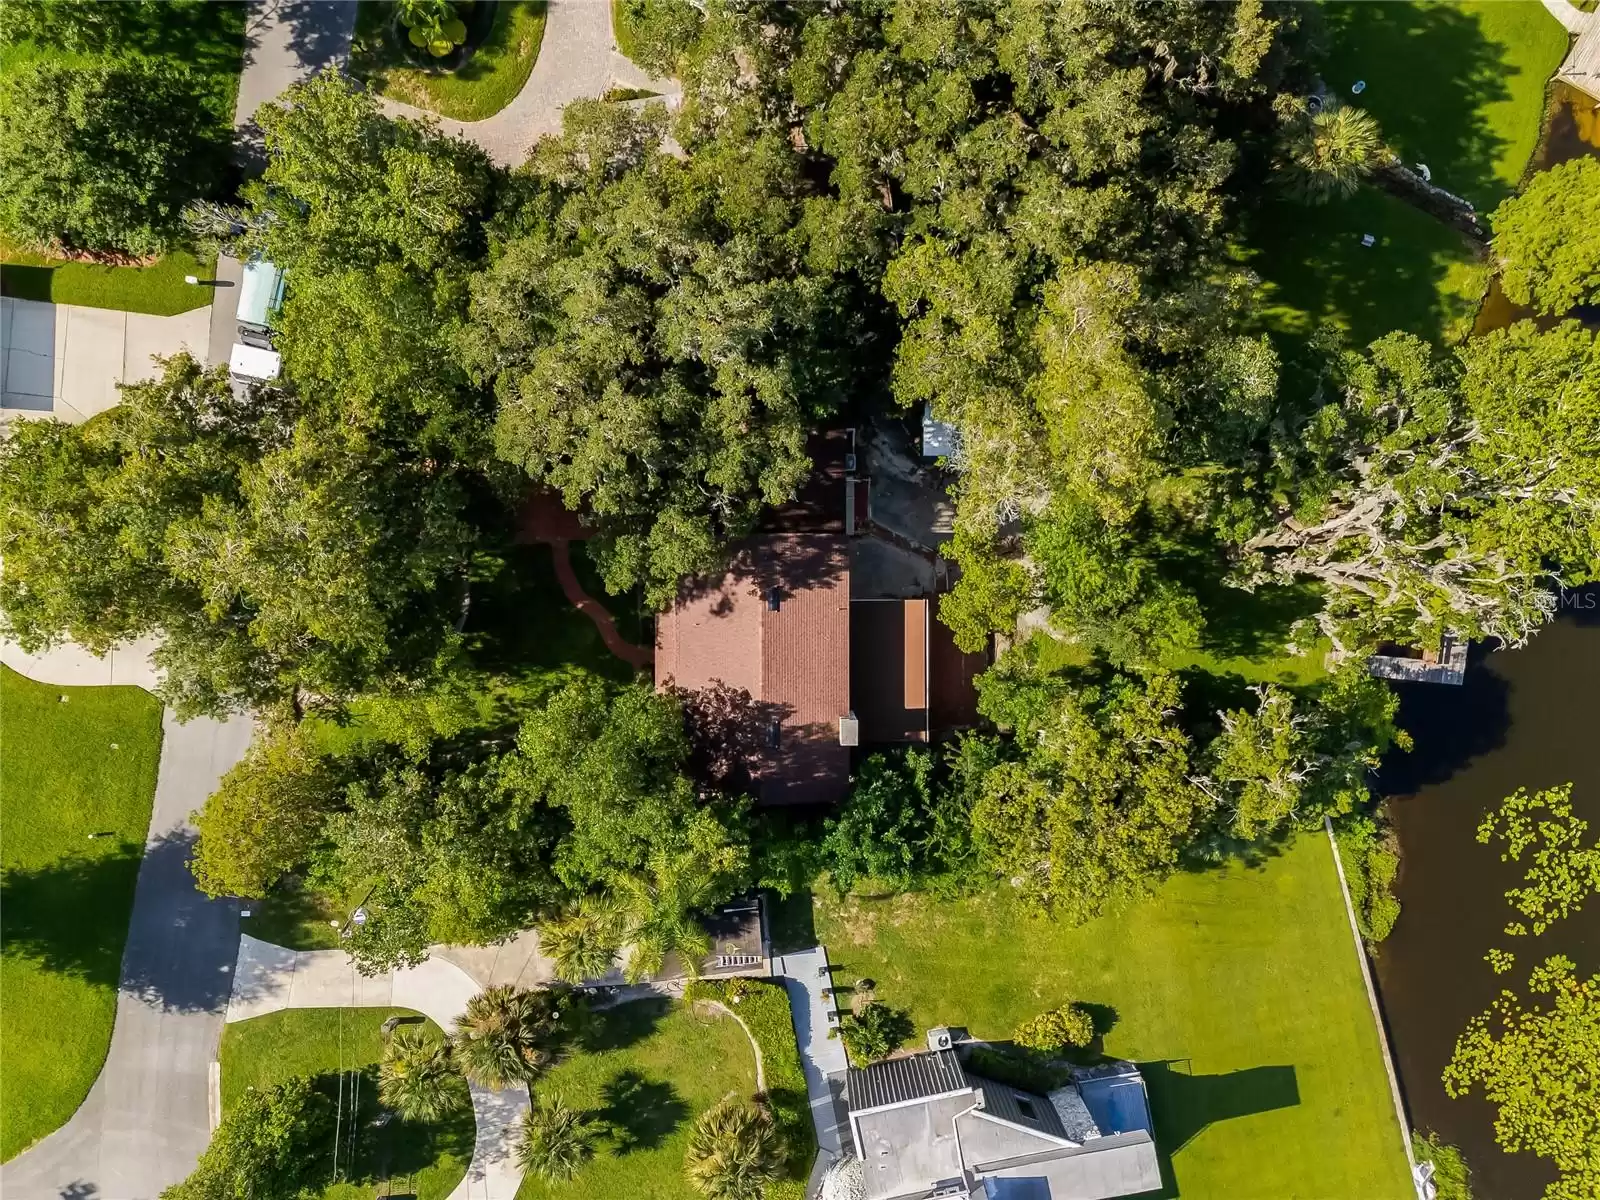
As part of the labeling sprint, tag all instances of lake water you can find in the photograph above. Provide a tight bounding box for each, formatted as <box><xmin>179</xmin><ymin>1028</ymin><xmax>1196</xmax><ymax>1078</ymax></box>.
<box><xmin>1374</xmin><ymin>589</ymin><xmax>1599</xmax><ymax>1200</ymax></box>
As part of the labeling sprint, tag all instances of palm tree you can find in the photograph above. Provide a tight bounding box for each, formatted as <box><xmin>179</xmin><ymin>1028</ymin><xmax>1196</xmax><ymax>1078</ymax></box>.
<box><xmin>539</xmin><ymin>895</ymin><xmax>623</xmax><ymax>984</ymax></box>
<box><xmin>515</xmin><ymin>1095</ymin><xmax>598</xmax><ymax>1182</ymax></box>
<box><xmin>1282</xmin><ymin>101</ymin><xmax>1384</xmax><ymax>204</ymax></box>
<box><xmin>683</xmin><ymin>1095</ymin><xmax>782</xmax><ymax>1200</ymax></box>
<box><xmin>379</xmin><ymin>1026</ymin><xmax>465</xmax><ymax>1122</ymax></box>
<box><xmin>450</xmin><ymin>985</ymin><xmax>557</xmax><ymax>1089</ymax></box>
<box><xmin>616</xmin><ymin>853</ymin><xmax>717</xmax><ymax>984</ymax></box>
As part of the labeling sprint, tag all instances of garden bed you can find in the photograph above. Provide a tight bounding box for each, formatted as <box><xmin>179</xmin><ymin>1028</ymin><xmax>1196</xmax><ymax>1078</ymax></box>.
<box><xmin>352</xmin><ymin>0</ymin><xmax>547</xmax><ymax>122</ymax></box>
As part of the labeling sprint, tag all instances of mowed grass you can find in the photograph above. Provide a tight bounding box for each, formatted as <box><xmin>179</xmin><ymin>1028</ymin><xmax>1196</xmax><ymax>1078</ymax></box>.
<box><xmin>1242</xmin><ymin>0</ymin><xmax>1568</xmax><ymax>348</ymax></box>
<box><xmin>1319</xmin><ymin>0</ymin><xmax>1570</xmax><ymax>208</ymax></box>
<box><xmin>517</xmin><ymin>998</ymin><xmax>759</xmax><ymax>1200</ymax></box>
<box><xmin>0</xmin><ymin>242</ymin><xmax>217</xmax><ymax>316</ymax></box>
<box><xmin>1243</xmin><ymin>188</ymin><xmax>1488</xmax><ymax>348</ymax></box>
<box><xmin>0</xmin><ymin>665</ymin><xmax>163</xmax><ymax>1161</ymax></box>
<box><xmin>810</xmin><ymin>834</ymin><xmax>1413</xmax><ymax>1200</ymax></box>
<box><xmin>353</xmin><ymin>0</ymin><xmax>547</xmax><ymax>121</ymax></box>
<box><xmin>220</xmin><ymin>1007</ymin><xmax>473</xmax><ymax>1200</ymax></box>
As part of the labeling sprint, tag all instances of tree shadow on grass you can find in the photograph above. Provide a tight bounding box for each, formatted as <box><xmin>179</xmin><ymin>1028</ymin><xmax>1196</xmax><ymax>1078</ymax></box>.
<box><xmin>598</xmin><ymin>1069</ymin><xmax>689</xmax><ymax>1153</ymax></box>
<box><xmin>311</xmin><ymin>1066</ymin><xmax>476</xmax><ymax>1189</ymax></box>
<box><xmin>1318</xmin><ymin>0</ymin><xmax>1517</xmax><ymax>209</ymax></box>
<box><xmin>578</xmin><ymin>996</ymin><xmax>673</xmax><ymax>1053</ymax></box>
<box><xmin>463</xmin><ymin>544</ymin><xmax>632</xmax><ymax>687</ymax></box>
<box><xmin>1</xmin><ymin>841</ymin><xmax>143</xmax><ymax>992</ymax></box>
<box><xmin>1140</xmin><ymin>1061</ymin><xmax>1301</xmax><ymax>1198</ymax></box>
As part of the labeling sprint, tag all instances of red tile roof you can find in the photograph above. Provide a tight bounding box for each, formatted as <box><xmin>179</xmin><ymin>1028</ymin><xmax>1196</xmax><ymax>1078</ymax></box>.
<box><xmin>657</xmin><ymin>535</ymin><xmax>851</xmax><ymax>805</ymax></box>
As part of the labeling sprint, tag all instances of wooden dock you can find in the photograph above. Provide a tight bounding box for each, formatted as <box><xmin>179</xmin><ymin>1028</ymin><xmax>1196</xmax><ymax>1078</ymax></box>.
<box><xmin>1548</xmin><ymin>0</ymin><xmax>1600</xmax><ymax>102</ymax></box>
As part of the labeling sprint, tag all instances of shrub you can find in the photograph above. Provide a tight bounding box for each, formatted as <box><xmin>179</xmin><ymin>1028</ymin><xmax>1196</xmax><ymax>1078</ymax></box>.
<box><xmin>1491</xmin><ymin>157</ymin><xmax>1600</xmax><ymax>316</ymax></box>
<box><xmin>451</xmin><ymin>985</ymin><xmax>564</xmax><ymax>1088</ymax></box>
<box><xmin>516</xmin><ymin>1095</ymin><xmax>598</xmax><ymax>1182</ymax></box>
<box><xmin>684</xmin><ymin>1094</ymin><xmax>782</xmax><ymax>1200</ymax></box>
<box><xmin>841</xmin><ymin>1002</ymin><xmax>914</xmax><ymax>1068</ymax></box>
<box><xmin>1013</xmin><ymin>1003</ymin><xmax>1096</xmax><ymax>1054</ymax></box>
<box><xmin>378</xmin><ymin>1025</ymin><xmax>464</xmax><ymax>1122</ymax></box>
<box><xmin>161</xmin><ymin>1076</ymin><xmax>332</xmax><ymax>1200</ymax></box>
<box><xmin>0</xmin><ymin>59</ymin><xmax>224</xmax><ymax>256</ymax></box>
<box><xmin>1337</xmin><ymin>816</ymin><xmax>1403</xmax><ymax>944</ymax></box>
<box><xmin>1412</xmin><ymin>1131</ymin><xmax>1473</xmax><ymax>1200</ymax></box>
<box><xmin>686</xmin><ymin>978</ymin><xmax>812</xmax><ymax>1197</ymax></box>
<box><xmin>821</xmin><ymin>744</ymin><xmax>980</xmax><ymax>895</ymax></box>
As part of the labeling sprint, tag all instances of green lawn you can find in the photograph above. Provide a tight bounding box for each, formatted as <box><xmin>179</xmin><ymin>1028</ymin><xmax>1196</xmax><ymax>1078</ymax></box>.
<box><xmin>1319</xmin><ymin>0</ymin><xmax>1570</xmax><ymax>208</ymax></box>
<box><xmin>352</xmin><ymin>0</ymin><xmax>547</xmax><ymax>122</ymax></box>
<box><xmin>1243</xmin><ymin>187</ymin><xmax>1488</xmax><ymax>348</ymax></box>
<box><xmin>0</xmin><ymin>1</ymin><xmax>245</xmax><ymax>315</ymax></box>
<box><xmin>1242</xmin><ymin>0</ymin><xmax>1569</xmax><ymax>349</ymax></box>
<box><xmin>220</xmin><ymin>1007</ymin><xmax>473</xmax><ymax>1200</ymax></box>
<box><xmin>0</xmin><ymin>665</ymin><xmax>164</xmax><ymax>1161</ymax></box>
<box><xmin>0</xmin><ymin>243</ymin><xmax>217</xmax><ymax>316</ymax></box>
<box><xmin>517</xmin><ymin>997</ymin><xmax>760</xmax><ymax>1200</ymax></box>
<box><xmin>804</xmin><ymin>834</ymin><xmax>1413</xmax><ymax>1200</ymax></box>
<box><xmin>611</xmin><ymin>0</ymin><xmax>647</xmax><ymax>66</ymax></box>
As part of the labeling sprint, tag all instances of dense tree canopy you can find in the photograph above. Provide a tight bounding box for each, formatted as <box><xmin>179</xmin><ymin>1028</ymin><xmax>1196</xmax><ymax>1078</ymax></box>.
<box><xmin>0</xmin><ymin>58</ymin><xmax>224</xmax><ymax>255</ymax></box>
<box><xmin>968</xmin><ymin>642</ymin><xmax>1403</xmax><ymax>919</ymax></box>
<box><xmin>245</xmin><ymin>70</ymin><xmax>495</xmax><ymax>277</ymax></box>
<box><xmin>464</xmin><ymin>100</ymin><xmax>872</xmax><ymax>602</ymax></box>
<box><xmin>0</xmin><ymin>355</ymin><xmax>477</xmax><ymax>717</ymax></box>
<box><xmin>1246</xmin><ymin>323</ymin><xmax>1600</xmax><ymax>650</ymax></box>
<box><xmin>1491</xmin><ymin>157</ymin><xmax>1600</xmax><ymax>317</ymax></box>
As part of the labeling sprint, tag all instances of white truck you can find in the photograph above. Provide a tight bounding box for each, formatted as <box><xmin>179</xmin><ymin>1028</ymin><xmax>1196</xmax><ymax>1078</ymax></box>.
<box><xmin>228</xmin><ymin>258</ymin><xmax>285</xmax><ymax>383</ymax></box>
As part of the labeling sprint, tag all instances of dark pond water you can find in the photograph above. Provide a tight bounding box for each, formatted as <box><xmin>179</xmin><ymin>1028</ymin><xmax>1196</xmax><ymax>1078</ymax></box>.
<box><xmin>1374</xmin><ymin>589</ymin><xmax>1600</xmax><ymax>1200</ymax></box>
<box><xmin>1473</xmin><ymin>82</ymin><xmax>1600</xmax><ymax>337</ymax></box>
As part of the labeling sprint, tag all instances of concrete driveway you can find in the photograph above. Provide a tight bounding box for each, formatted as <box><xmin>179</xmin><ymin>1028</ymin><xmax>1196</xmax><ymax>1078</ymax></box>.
<box><xmin>1</xmin><ymin>298</ymin><xmax>210</xmax><ymax>425</ymax></box>
<box><xmin>0</xmin><ymin>708</ymin><xmax>254</xmax><ymax>1200</ymax></box>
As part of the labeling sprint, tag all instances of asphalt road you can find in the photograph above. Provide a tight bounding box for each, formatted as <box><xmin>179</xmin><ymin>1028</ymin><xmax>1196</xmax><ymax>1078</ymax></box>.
<box><xmin>1</xmin><ymin>711</ymin><xmax>254</xmax><ymax>1200</ymax></box>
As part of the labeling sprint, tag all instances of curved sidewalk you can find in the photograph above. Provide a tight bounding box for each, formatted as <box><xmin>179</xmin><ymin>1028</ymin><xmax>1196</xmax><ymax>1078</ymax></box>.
<box><xmin>379</xmin><ymin>0</ymin><xmax>678</xmax><ymax>165</ymax></box>
<box><xmin>228</xmin><ymin>935</ymin><xmax>529</xmax><ymax>1200</ymax></box>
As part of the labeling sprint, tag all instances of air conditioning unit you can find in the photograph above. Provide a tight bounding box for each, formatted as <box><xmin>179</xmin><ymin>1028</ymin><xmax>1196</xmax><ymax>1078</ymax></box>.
<box><xmin>926</xmin><ymin>1027</ymin><xmax>953</xmax><ymax>1052</ymax></box>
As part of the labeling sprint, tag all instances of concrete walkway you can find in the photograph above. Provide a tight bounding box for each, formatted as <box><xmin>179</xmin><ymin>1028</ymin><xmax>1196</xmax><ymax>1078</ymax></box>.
<box><xmin>228</xmin><ymin>935</ymin><xmax>528</xmax><ymax>1200</ymax></box>
<box><xmin>773</xmin><ymin>946</ymin><xmax>853</xmax><ymax>1176</ymax></box>
<box><xmin>378</xmin><ymin>0</ymin><xmax>678</xmax><ymax>166</ymax></box>
<box><xmin>1</xmin><ymin>707</ymin><xmax>254</xmax><ymax>1200</ymax></box>
<box><xmin>1</xmin><ymin>298</ymin><xmax>210</xmax><ymax>424</ymax></box>
<box><xmin>1</xmin><ymin>635</ymin><xmax>164</xmax><ymax>690</ymax></box>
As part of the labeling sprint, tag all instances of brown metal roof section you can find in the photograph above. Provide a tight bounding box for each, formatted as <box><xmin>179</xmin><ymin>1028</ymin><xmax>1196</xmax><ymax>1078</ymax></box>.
<box><xmin>657</xmin><ymin>534</ymin><xmax>851</xmax><ymax>805</ymax></box>
<box><xmin>850</xmin><ymin>599</ymin><xmax>929</xmax><ymax>743</ymax></box>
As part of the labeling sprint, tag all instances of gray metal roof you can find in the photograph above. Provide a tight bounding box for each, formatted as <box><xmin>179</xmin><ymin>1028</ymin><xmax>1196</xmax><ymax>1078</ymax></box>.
<box><xmin>847</xmin><ymin>1048</ymin><xmax>970</xmax><ymax>1111</ymax></box>
<box><xmin>971</xmin><ymin>1076</ymin><xmax>1068</xmax><ymax>1138</ymax></box>
<box><xmin>973</xmin><ymin>1130</ymin><xmax>1163</xmax><ymax>1199</ymax></box>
